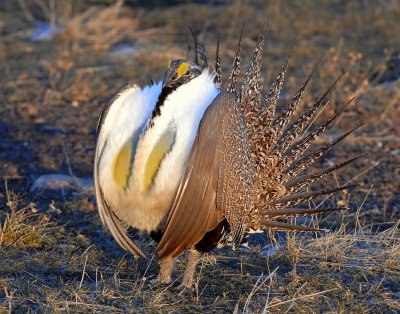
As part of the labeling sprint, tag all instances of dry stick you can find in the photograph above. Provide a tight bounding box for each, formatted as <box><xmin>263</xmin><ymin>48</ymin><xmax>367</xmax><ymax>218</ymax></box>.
<box><xmin>61</xmin><ymin>140</ymin><xmax>74</xmax><ymax>178</ymax></box>
<box><xmin>286</xmin><ymin>282</ymin><xmax>307</xmax><ymax>312</ymax></box>
<box><xmin>4</xmin><ymin>287</ymin><xmax>13</xmax><ymax>314</ymax></box>
<box><xmin>61</xmin><ymin>140</ymin><xmax>84</xmax><ymax>191</ymax></box>
<box><xmin>243</xmin><ymin>267</ymin><xmax>279</xmax><ymax>312</ymax></box>
<box><xmin>262</xmin><ymin>284</ymin><xmax>272</xmax><ymax>314</ymax></box>
<box><xmin>79</xmin><ymin>255</ymin><xmax>88</xmax><ymax>290</ymax></box>
<box><xmin>261</xmin><ymin>255</ymin><xmax>275</xmax><ymax>313</ymax></box>
<box><xmin>138</xmin><ymin>255</ymin><xmax>155</xmax><ymax>294</ymax></box>
<box><xmin>264</xmin><ymin>288</ymin><xmax>338</xmax><ymax>309</ymax></box>
<box><xmin>81</xmin><ymin>244</ymin><xmax>95</xmax><ymax>257</ymax></box>
<box><xmin>380</xmin><ymin>93</ymin><xmax>400</xmax><ymax>119</ymax></box>
<box><xmin>315</xmin><ymin>160</ymin><xmax>379</xmax><ymax>210</ymax></box>
<box><xmin>33</xmin><ymin>0</ymin><xmax>51</xmax><ymax>20</ymax></box>
<box><xmin>381</xmin><ymin>221</ymin><xmax>400</xmax><ymax>242</ymax></box>
<box><xmin>63</xmin><ymin>301</ymin><xmax>123</xmax><ymax>313</ymax></box>
<box><xmin>355</xmin><ymin>184</ymin><xmax>374</xmax><ymax>233</ymax></box>
<box><xmin>16</xmin><ymin>0</ymin><xmax>36</xmax><ymax>22</ymax></box>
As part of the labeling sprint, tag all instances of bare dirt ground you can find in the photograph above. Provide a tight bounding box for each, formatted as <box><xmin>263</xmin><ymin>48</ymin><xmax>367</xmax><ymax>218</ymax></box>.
<box><xmin>0</xmin><ymin>0</ymin><xmax>399</xmax><ymax>312</ymax></box>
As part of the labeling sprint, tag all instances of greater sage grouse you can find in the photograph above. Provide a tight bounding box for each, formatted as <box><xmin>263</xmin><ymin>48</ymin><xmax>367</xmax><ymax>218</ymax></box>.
<box><xmin>94</xmin><ymin>28</ymin><xmax>362</xmax><ymax>288</ymax></box>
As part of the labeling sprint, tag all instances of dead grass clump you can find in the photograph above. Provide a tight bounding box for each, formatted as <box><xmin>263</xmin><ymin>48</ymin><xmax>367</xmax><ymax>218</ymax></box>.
<box><xmin>0</xmin><ymin>205</ymin><xmax>399</xmax><ymax>313</ymax></box>
<box><xmin>0</xmin><ymin>193</ymin><xmax>56</xmax><ymax>249</ymax></box>
<box><xmin>61</xmin><ymin>0</ymin><xmax>139</xmax><ymax>52</ymax></box>
<box><xmin>261</xmin><ymin>222</ymin><xmax>400</xmax><ymax>312</ymax></box>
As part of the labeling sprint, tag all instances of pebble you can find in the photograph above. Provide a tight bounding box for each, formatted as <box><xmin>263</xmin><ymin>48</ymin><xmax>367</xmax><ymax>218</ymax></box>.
<box><xmin>30</xmin><ymin>173</ymin><xmax>93</xmax><ymax>192</ymax></box>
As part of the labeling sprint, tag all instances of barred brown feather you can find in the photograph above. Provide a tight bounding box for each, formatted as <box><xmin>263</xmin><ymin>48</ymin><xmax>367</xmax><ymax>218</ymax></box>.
<box><xmin>214</xmin><ymin>35</ymin><xmax>222</xmax><ymax>90</ymax></box>
<box><xmin>285</xmin><ymin>155</ymin><xmax>366</xmax><ymax>195</ymax></box>
<box><xmin>283</xmin><ymin>124</ymin><xmax>364</xmax><ymax>182</ymax></box>
<box><xmin>226</xmin><ymin>27</ymin><xmax>243</xmax><ymax>96</ymax></box>
<box><xmin>249</xmin><ymin>40</ymin><xmax>294</xmax><ymax>162</ymax></box>
<box><xmin>260</xmin><ymin>220</ymin><xmax>322</xmax><ymax>232</ymax></box>
<box><xmin>268</xmin><ymin>184</ymin><xmax>358</xmax><ymax>209</ymax></box>
<box><xmin>275</xmin><ymin>73</ymin><xmax>344</xmax><ymax>154</ymax></box>
<box><xmin>261</xmin><ymin>207</ymin><xmax>348</xmax><ymax>219</ymax></box>
<box><xmin>275</xmin><ymin>107</ymin><xmax>345</xmax><ymax>171</ymax></box>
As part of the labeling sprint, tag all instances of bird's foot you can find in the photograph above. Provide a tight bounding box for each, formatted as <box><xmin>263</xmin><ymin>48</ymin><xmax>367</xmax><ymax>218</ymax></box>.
<box><xmin>151</xmin><ymin>257</ymin><xmax>175</xmax><ymax>286</ymax></box>
<box><xmin>176</xmin><ymin>283</ymin><xmax>195</xmax><ymax>297</ymax></box>
<box><xmin>150</xmin><ymin>274</ymin><xmax>172</xmax><ymax>286</ymax></box>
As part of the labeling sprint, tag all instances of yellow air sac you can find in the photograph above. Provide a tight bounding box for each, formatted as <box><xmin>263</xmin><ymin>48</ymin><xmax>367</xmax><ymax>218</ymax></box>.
<box><xmin>113</xmin><ymin>143</ymin><xmax>132</xmax><ymax>189</ymax></box>
<box><xmin>143</xmin><ymin>129</ymin><xmax>175</xmax><ymax>192</ymax></box>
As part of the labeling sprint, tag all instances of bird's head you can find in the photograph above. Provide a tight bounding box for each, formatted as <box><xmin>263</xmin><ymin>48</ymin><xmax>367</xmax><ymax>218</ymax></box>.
<box><xmin>162</xmin><ymin>27</ymin><xmax>208</xmax><ymax>90</ymax></box>
<box><xmin>162</xmin><ymin>59</ymin><xmax>203</xmax><ymax>89</ymax></box>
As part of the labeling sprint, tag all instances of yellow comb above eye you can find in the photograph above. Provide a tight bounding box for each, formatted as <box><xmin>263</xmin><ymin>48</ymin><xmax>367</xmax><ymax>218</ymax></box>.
<box><xmin>177</xmin><ymin>62</ymin><xmax>190</xmax><ymax>77</ymax></box>
<box><xmin>167</xmin><ymin>60</ymin><xmax>171</xmax><ymax>68</ymax></box>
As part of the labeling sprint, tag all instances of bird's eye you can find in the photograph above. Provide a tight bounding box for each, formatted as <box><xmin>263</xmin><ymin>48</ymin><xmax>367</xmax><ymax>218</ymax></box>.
<box><xmin>177</xmin><ymin>62</ymin><xmax>190</xmax><ymax>78</ymax></box>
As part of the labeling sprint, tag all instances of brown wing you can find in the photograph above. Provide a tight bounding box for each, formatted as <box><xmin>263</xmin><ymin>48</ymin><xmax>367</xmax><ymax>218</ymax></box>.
<box><xmin>155</xmin><ymin>92</ymin><xmax>253</xmax><ymax>259</ymax></box>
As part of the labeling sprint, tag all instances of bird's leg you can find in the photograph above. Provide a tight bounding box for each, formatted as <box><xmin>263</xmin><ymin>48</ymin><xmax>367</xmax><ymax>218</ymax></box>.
<box><xmin>181</xmin><ymin>249</ymin><xmax>201</xmax><ymax>289</ymax></box>
<box><xmin>157</xmin><ymin>256</ymin><xmax>176</xmax><ymax>284</ymax></box>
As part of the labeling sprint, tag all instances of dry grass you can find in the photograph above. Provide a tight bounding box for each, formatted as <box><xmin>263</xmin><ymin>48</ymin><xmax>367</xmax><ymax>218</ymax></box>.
<box><xmin>0</xmin><ymin>0</ymin><xmax>399</xmax><ymax>312</ymax></box>
<box><xmin>1</xmin><ymin>197</ymin><xmax>398</xmax><ymax>312</ymax></box>
<box><xmin>0</xmin><ymin>202</ymin><xmax>51</xmax><ymax>250</ymax></box>
<box><xmin>0</xmin><ymin>186</ymin><xmax>57</xmax><ymax>250</ymax></box>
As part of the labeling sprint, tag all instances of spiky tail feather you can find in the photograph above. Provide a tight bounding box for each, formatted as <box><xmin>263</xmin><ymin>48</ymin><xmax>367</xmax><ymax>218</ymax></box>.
<box><xmin>227</xmin><ymin>26</ymin><xmax>243</xmax><ymax>96</ymax></box>
<box><xmin>214</xmin><ymin>35</ymin><xmax>222</xmax><ymax>90</ymax></box>
<box><xmin>283</xmin><ymin>124</ymin><xmax>364</xmax><ymax>182</ymax></box>
<box><xmin>261</xmin><ymin>207</ymin><xmax>348</xmax><ymax>219</ymax></box>
<box><xmin>272</xmin><ymin>74</ymin><xmax>344</xmax><ymax>157</ymax></box>
<box><xmin>266</xmin><ymin>56</ymin><xmax>321</xmax><ymax>153</ymax></box>
<box><xmin>285</xmin><ymin>154</ymin><xmax>366</xmax><ymax>195</ymax></box>
<box><xmin>250</xmin><ymin>39</ymin><xmax>294</xmax><ymax>162</ymax></box>
<box><xmin>219</xmin><ymin>29</ymin><xmax>363</xmax><ymax>233</ymax></box>
<box><xmin>260</xmin><ymin>220</ymin><xmax>327</xmax><ymax>232</ymax></box>
<box><xmin>267</xmin><ymin>184</ymin><xmax>358</xmax><ymax>209</ymax></box>
<box><xmin>239</xmin><ymin>29</ymin><xmax>265</xmax><ymax>116</ymax></box>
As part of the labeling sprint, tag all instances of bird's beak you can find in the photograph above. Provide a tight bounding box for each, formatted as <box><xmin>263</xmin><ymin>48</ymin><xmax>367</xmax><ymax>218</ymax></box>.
<box><xmin>162</xmin><ymin>68</ymin><xmax>174</xmax><ymax>88</ymax></box>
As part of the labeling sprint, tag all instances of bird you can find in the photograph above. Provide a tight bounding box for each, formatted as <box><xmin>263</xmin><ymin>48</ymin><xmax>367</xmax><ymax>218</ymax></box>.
<box><xmin>94</xmin><ymin>27</ymin><xmax>363</xmax><ymax>289</ymax></box>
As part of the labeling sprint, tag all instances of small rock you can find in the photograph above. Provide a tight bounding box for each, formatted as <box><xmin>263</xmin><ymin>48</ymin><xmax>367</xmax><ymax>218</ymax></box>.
<box><xmin>30</xmin><ymin>22</ymin><xmax>64</xmax><ymax>42</ymax></box>
<box><xmin>261</xmin><ymin>244</ymin><xmax>279</xmax><ymax>256</ymax></box>
<box><xmin>30</xmin><ymin>173</ymin><xmax>93</xmax><ymax>193</ymax></box>
<box><xmin>108</xmin><ymin>43</ymin><xmax>137</xmax><ymax>60</ymax></box>
<box><xmin>48</xmin><ymin>200</ymin><xmax>62</xmax><ymax>214</ymax></box>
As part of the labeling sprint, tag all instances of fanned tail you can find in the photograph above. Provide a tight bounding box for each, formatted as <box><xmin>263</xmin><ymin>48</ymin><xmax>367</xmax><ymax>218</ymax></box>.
<box><xmin>263</xmin><ymin>38</ymin><xmax>295</xmax><ymax>112</ymax></box>
<box><xmin>220</xmin><ymin>29</ymin><xmax>364</xmax><ymax>236</ymax></box>
<box><xmin>255</xmin><ymin>122</ymin><xmax>362</xmax><ymax>232</ymax></box>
